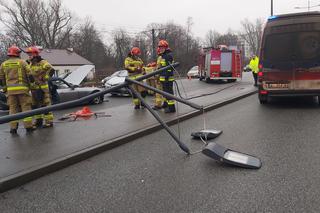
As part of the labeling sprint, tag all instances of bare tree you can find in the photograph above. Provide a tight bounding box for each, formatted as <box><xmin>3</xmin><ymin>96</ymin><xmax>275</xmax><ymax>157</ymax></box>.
<box><xmin>205</xmin><ymin>30</ymin><xmax>220</xmax><ymax>47</ymax></box>
<box><xmin>71</xmin><ymin>18</ymin><xmax>112</xmax><ymax>69</ymax></box>
<box><xmin>239</xmin><ymin>18</ymin><xmax>264</xmax><ymax>56</ymax></box>
<box><xmin>112</xmin><ymin>29</ymin><xmax>132</xmax><ymax>69</ymax></box>
<box><xmin>205</xmin><ymin>30</ymin><xmax>239</xmax><ymax>47</ymax></box>
<box><xmin>215</xmin><ymin>30</ymin><xmax>239</xmax><ymax>46</ymax></box>
<box><xmin>0</xmin><ymin>0</ymin><xmax>73</xmax><ymax>48</ymax></box>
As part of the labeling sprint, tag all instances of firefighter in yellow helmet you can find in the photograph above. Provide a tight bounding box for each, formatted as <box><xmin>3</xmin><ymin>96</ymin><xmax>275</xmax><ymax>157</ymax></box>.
<box><xmin>157</xmin><ymin>40</ymin><xmax>175</xmax><ymax>113</ymax></box>
<box><xmin>0</xmin><ymin>46</ymin><xmax>34</xmax><ymax>134</ymax></box>
<box><xmin>249</xmin><ymin>55</ymin><xmax>259</xmax><ymax>86</ymax></box>
<box><xmin>125</xmin><ymin>47</ymin><xmax>147</xmax><ymax>109</ymax></box>
<box><xmin>26</xmin><ymin>46</ymin><xmax>55</xmax><ymax>128</ymax></box>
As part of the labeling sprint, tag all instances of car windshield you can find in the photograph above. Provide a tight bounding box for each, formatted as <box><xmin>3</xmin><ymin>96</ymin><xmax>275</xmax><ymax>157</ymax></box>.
<box><xmin>263</xmin><ymin>31</ymin><xmax>320</xmax><ymax>69</ymax></box>
<box><xmin>190</xmin><ymin>66</ymin><xmax>198</xmax><ymax>71</ymax></box>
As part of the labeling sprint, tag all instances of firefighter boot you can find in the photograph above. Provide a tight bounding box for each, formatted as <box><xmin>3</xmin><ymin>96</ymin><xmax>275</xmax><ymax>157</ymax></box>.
<box><xmin>152</xmin><ymin>105</ymin><xmax>162</xmax><ymax>110</ymax></box>
<box><xmin>165</xmin><ymin>105</ymin><xmax>176</xmax><ymax>113</ymax></box>
<box><xmin>34</xmin><ymin>118</ymin><xmax>43</xmax><ymax>128</ymax></box>
<box><xmin>10</xmin><ymin>128</ymin><xmax>18</xmax><ymax>134</ymax></box>
<box><xmin>26</xmin><ymin>127</ymin><xmax>35</xmax><ymax>133</ymax></box>
<box><xmin>134</xmin><ymin>104</ymin><xmax>140</xmax><ymax>110</ymax></box>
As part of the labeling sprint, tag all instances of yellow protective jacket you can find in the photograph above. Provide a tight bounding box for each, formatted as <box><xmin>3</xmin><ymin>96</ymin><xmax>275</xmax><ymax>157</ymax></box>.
<box><xmin>249</xmin><ymin>56</ymin><xmax>260</xmax><ymax>74</ymax></box>
<box><xmin>124</xmin><ymin>56</ymin><xmax>144</xmax><ymax>77</ymax></box>
<box><xmin>157</xmin><ymin>49</ymin><xmax>174</xmax><ymax>82</ymax></box>
<box><xmin>29</xmin><ymin>59</ymin><xmax>53</xmax><ymax>91</ymax></box>
<box><xmin>0</xmin><ymin>58</ymin><xmax>31</xmax><ymax>95</ymax></box>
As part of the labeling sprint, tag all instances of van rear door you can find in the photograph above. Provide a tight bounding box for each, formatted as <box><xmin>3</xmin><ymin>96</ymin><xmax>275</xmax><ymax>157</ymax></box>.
<box><xmin>293</xmin><ymin>31</ymin><xmax>320</xmax><ymax>91</ymax></box>
<box><xmin>262</xmin><ymin>33</ymin><xmax>295</xmax><ymax>91</ymax></box>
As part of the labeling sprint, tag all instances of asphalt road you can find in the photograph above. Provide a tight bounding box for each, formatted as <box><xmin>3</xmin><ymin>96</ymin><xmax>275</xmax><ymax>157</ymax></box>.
<box><xmin>1</xmin><ymin>94</ymin><xmax>320</xmax><ymax>213</ymax></box>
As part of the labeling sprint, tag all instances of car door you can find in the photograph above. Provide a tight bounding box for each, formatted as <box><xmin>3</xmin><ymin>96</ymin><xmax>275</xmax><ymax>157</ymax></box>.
<box><xmin>57</xmin><ymin>81</ymin><xmax>79</xmax><ymax>103</ymax></box>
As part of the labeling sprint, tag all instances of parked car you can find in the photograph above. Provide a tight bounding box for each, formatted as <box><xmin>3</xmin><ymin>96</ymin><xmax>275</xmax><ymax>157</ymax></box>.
<box><xmin>187</xmin><ymin>66</ymin><xmax>199</xmax><ymax>78</ymax></box>
<box><xmin>102</xmin><ymin>70</ymin><xmax>131</xmax><ymax>96</ymax></box>
<box><xmin>51</xmin><ymin>77</ymin><xmax>104</xmax><ymax>104</ymax></box>
<box><xmin>0</xmin><ymin>78</ymin><xmax>104</xmax><ymax>110</ymax></box>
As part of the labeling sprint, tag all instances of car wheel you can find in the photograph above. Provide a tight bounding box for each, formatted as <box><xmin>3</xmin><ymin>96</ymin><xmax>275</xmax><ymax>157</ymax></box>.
<box><xmin>91</xmin><ymin>96</ymin><xmax>102</xmax><ymax>105</ymax></box>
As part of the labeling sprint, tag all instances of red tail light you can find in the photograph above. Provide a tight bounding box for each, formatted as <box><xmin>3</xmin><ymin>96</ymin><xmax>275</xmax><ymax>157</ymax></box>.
<box><xmin>258</xmin><ymin>64</ymin><xmax>263</xmax><ymax>70</ymax></box>
<box><xmin>260</xmin><ymin>90</ymin><xmax>268</xmax><ymax>95</ymax></box>
<box><xmin>258</xmin><ymin>71</ymin><xmax>263</xmax><ymax>82</ymax></box>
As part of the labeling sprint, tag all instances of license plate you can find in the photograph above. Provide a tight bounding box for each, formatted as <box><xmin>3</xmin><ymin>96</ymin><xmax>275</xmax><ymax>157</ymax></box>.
<box><xmin>266</xmin><ymin>83</ymin><xmax>289</xmax><ymax>89</ymax></box>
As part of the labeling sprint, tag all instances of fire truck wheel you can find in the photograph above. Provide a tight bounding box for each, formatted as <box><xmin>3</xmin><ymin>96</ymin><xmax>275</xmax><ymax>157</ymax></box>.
<box><xmin>206</xmin><ymin>77</ymin><xmax>211</xmax><ymax>83</ymax></box>
<box><xmin>227</xmin><ymin>79</ymin><xmax>237</xmax><ymax>83</ymax></box>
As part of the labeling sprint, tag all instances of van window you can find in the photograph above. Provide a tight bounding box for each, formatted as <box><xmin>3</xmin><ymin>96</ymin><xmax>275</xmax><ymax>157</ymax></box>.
<box><xmin>263</xmin><ymin>31</ymin><xmax>320</xmax><ymax>68</ymax></box>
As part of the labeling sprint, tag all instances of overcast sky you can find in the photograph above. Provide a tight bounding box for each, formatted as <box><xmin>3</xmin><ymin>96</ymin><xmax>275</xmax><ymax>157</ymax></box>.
<box><xmin>62</xmin><ymin>0</ymin><xmax>320</xmax><ymax>39</ymax></box>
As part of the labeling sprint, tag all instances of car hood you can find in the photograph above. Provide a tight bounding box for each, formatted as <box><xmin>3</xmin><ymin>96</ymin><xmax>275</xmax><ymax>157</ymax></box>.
<box><xmin>64</xmin><ymin>65</ymin><xmax>95</xmax><ymax>85</ymax></box>
<box><xmin>106</xmin><ymin>76</ymin><xmax>126</xmax><ymax>86</ymax></box>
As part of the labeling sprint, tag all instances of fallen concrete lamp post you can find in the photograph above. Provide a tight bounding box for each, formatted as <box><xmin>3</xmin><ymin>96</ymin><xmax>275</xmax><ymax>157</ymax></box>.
<box><xmin>126</xmin><ymin>78</ymin><xmax>262</xmax><ymax>169</ymax></box>
<box><xmin>0</xmin><ymin>63</ymin><xmax>181</xmax><ymax>124</ymax></box>
<box><xmin>0</xmin><ymin>62</ymin><xmax>261</xmax><ymax>169</ymax></box>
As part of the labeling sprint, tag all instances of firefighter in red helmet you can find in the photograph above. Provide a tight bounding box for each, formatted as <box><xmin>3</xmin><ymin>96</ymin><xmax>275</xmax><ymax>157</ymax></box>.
<box><xmin>124</xmin><ymin>47</ymin><xmax>147</xmax><ymax>109</ymax></box>
<box><xmin>26</xmin><ymin>46</ymin><xmax>55</xmax><ymax>128</ymax></box>
<box><xmin>156</xmin><ymin>40</ymin><xmax>175</xmax><ymax>113</ymax></box>
<box><xmin>0</xmin><ymin>46</ymin><xmax>34</xmax><ymax>134</ymax></box>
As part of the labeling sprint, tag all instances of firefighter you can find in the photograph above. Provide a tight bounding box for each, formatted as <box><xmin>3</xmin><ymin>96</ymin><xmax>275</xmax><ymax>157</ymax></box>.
<box><xmin>26</xmin><ymin>46</ymin><xmax>55</xmax><ymax>128</ymax></box>
<box><xmin>0</xmin><ymin>46</ymin><xmax>34</xmax><ymax>134</ymax></box>
<box><xmin>157</xmin><ymin>40</ymin><xmax>175</xmax><ymax>113</ymax></box>
<box><xmin>152</xmin><ymin>48</ymin><xmax>164</xmax><ymax>110</ymax></box>
<box><xmin>124</xmin><ymin>47</ymin><xmax>147</xmax><ymax>109</ymax></box>
<box><xmin>249</xmin><ymin>55</ymin><xmax>259</xmax><ymax>86</ymax></box>
<box><xmin>144</xmin><ymin>62</ymin><xmax>157</xmax><ymax>95</ymax></box>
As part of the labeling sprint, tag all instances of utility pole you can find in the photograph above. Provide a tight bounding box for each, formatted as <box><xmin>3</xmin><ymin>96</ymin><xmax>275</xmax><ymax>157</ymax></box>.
<box><xmin>152</xmin><ymin>28</ymin><xmax>156</xmax><ymax>61</ymax></box>
<box><xmin>271</xmin><ymin>0</ymin><xmax>273</xmax><ymax>16</ymax></box>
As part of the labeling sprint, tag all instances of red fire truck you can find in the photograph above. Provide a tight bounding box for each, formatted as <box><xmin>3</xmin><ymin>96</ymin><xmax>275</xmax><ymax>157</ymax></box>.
<box><xmin>198</xmin><ymin>46</ymin><xmax>242</xmax><ymax>83</ymax></box>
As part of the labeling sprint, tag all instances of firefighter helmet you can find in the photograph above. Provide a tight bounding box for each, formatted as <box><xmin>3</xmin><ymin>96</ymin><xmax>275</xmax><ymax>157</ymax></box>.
<box><xmin>131</xmin><ymin>47</ymin><xmax>141</xmax><ymax>56</ymax></box>
<box><xmin>26</xmin><ymin>46</ymin><xmax>40</xmax><ymax>56</ymax></box>
<box><xmin>7</xmin><ymin>46</ymin><xmax>21</xmax><ymax>57</ymax></box>
<box><xmin>158</xmin><ymin>40</ymin><xmax>169</xmax><ymax>48</ymax></box>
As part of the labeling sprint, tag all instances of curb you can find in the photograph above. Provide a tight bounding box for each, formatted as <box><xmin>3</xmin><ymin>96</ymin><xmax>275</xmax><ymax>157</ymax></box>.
<box><xmin>0</xmin><ymin>90</ymin><xmax>257</xmax><ymax>193</ymax></box>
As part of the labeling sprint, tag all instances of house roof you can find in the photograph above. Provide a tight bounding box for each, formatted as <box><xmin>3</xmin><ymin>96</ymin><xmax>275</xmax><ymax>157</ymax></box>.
<box><xmin>21</xmin><ymin>48</ymin><xmax>93</xmax><ymax>66</ymax></box>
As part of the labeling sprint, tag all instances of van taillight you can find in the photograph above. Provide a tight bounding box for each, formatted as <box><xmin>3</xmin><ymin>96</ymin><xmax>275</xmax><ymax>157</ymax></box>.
<box><xmin>258</xmin><ymin>64</ymin><xmax>263</xmax><ymax>70</ymax></box>
<box><xmin>260</xmin><ymin>90</ymin><xmax>268</xmax><ymax>95</ymax></box>
<box><xmin>258</xmin><ymin>72</ymin><xmax>263</xmax><ymax>82</ymax></box>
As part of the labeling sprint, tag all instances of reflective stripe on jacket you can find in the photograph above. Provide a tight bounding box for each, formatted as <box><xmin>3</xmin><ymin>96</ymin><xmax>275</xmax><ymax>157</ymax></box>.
<box><xmin>249</xmin><ymin>57</ymin><xmax>259</xmax><ymax>74</ymax></box>
<box><xmin>124</xmin><ymin>56</ymin><xmax>144</xmax><ymax>78</ymax></box>
<box><xmin>157</xmin><ymin>49</ymin><xmax>174</xmax><ymax>81</ymax></box>
<box><xmin>0</xmin><ymin>58</ymin><xmax>31</xmax><ymax>95</ymax></box>
<box><xmin>29</xmin><ymin>60</ymin><xmax>53</xmax><ymax>91</ymax></box>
